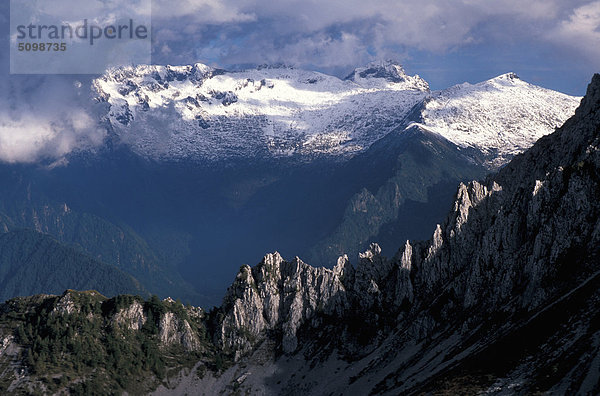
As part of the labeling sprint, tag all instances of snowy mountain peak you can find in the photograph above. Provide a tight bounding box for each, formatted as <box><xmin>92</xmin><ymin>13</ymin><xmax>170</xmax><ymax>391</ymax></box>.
<box><xmin>486</xmin><ymin>72</ymin><xmax>527</xmax><ymax>87</ymax></box>
<box><xmin>345</xmin><ymin>60</ymin><xmax>406</xmax><ymax>80</ymax></box>
<box><xmin>255</xmin><ymin>63</ymin><xmax>296</xmax><ymax>71</ymax></box>
<box><xmin>92</xmin><ymin>63</ymin><xmax>580</xmax><ymax>166</ymax></box>
<box><xmin>495</xmin><ymin>71</ymin><xmax>519</xmax><ymax>81</ymax></box>
<box><xmin>345</xmin><ymin>60</ymin><xmax>430</xmax><ymax>90</ymax></box>
<box><xmin>93</xmin><ymin>62</ymin><xmax>431</xmax><ymax>160</ymax></box>
<box><xmin>101</xmin><ymin>63</ymin><xmax>220</xmax><ymax>86</ymax></box>
<box><xmin>417</xmin><ymin>73</ymin><xmax>580</xmax><ymax>167</ymax></box>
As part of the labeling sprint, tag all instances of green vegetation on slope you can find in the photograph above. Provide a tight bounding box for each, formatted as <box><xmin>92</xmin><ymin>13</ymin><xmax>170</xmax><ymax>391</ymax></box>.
<box><xmin>0</xmin><ymin>197</ymin><xmax>201</xmax><ymax>303</ymax></box>
<box><xmin>0</xmin><ymin>229</ymin><xmax>146</xmax><ymax>302</ymax></box>
<box><xmin>0</xmin><ymin>291</ymin><xmax>222</xmax><ymax>395</ymax></box>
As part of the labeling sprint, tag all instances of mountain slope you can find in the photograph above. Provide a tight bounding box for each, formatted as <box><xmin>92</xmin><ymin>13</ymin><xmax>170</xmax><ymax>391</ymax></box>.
<box><xmin>0</xmin><ymin>291</ymin><xmax>209</xmax><ymax>394</ymax></box>
<box><xmin>416</xmin><ymin>72</ymin><xmax>577</xmax><ymax>167</ymax></box>
<box><xmin>0</xmin><ymin>229</ymin><xmax>146</xmax><ymax>301</ymax></box>
<box><xmin>0</xmin><ymin>186</ymin><xmax>201</xmax><ymax>303</ymax></box>
<box><xmin>202</xmin><ymin>74</ymin><xmax>600</xmax><ymax>394</ymax></box>
<box><xmin>307</xmin><ymin>125</ymin><xmax>488</xmax><ymax>265</ymax></box>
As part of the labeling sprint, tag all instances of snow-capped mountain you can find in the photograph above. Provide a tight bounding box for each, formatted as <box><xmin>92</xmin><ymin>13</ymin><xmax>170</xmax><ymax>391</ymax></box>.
<box><xmin>415</xmin><ymin>72</ymin><xmax>578</xmax><ymax>167</ymax></box>
<box><xmin>93</xmin><ymin>61</ymin><xmax>580</xmax><ymax>166</ymax></box>
<box><xmin>93</xmin><ymin>61</ymin><xmax>430</xmax><ymax>161</ymax></box>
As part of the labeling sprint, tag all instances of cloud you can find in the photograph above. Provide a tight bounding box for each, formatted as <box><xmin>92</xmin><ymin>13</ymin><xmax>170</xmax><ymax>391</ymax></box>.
<box><xmin>25</xmin><ymin>0</ymin><xmax>151</xmax><ymax>21</ymax></box>
<box><xmin>152</xmin><ymin>0</ymin><xmax>255</xmax><ymax>23</ymax></box>
<box><xmin>0</xmin><ymin>1</ymin><xmax>108</xmax><ymax>164</ymax></box>
<box><xmin>149</xmin><ymin>0</ymin><xmax>597</xmax><ymax>73</ymax></box>
<box><xmin>0</xmin><ymin>74</ymin><xmax>106</xmax><ymax>164</ymax></box>
<box><xmin>550</xmin><ymin>1</ymin><xmax>600</xmax><ymax>63</ymax></box>
<box><xmin>0</xmin><ymin>35</ymin><xmax>106</xmax><ymax>164</ymax></box>
<box><xmin>0</xmin><ymin>110</ymin><xmax>95</xmax><ymax>164</ymax></box>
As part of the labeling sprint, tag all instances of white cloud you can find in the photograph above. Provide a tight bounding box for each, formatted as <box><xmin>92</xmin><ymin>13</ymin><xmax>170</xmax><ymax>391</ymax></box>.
<box><xmin>32</xmin><ymin>0</ymin><xmax>151</xmax><ymax>20</ymax></box>
<box><xmin>551</xmin><ymin>1</ymin><xmax>600</xmax><ymax>63</ymax></box>
<box><xmin>150</xmin><ymin>0</ymin><xmax>597</xmax><ymax>70</ymax></box>
<box><xmin>0</xmin><ymin>110</ymin><xmax>105</xmax><ymax>164</ymax></box>
<box><xmin>152</xmin><ymin>0</ymin><xmax>255</xmax><ymax>23</ymax></box>
<box><xmin>0</xmin><ymin>74</ymin><xmax>106</xmax><ymax>164</ymax></box>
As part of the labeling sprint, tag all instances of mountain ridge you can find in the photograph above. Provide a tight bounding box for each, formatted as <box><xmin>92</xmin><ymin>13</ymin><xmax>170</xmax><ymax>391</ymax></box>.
<box><xmin>0</xmin><ymin>229</ymin><xmax>146</xmax><ymax>301</ymax></box>
<box><xmin>0</xmin><ymin>74</ymin><xmax>600</xmax><ymax>395</ymax></box>
<box><xmin>93</xmin><ymin>62</ymin><xmax>579</xmax><ymax>167</ymax></box>
<box><xmin>203</xmin><ymin>73</ymin><xmax>600</xmax><ymax>394</ymax></box>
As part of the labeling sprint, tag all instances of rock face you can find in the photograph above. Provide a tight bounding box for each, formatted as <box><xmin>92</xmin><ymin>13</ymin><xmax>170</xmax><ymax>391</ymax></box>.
<box><xmin>219</xmin><ymin>252</ymin><xmax>348</xmax><ymax>356</ymax></box>
<box><xmin>113</xmin><ymin>300</ymin><xmax>146</xmax><ymax>330</ymax></box>
<box><xmin>214</xmin><ymin>75</ymin><xmax>600</xmax><ymax>394</ymax></box>
<box><xmin>158</xmin><ymin>311</ymin><xmax>201</xmax><ymax>352</ymax></box>
<box><xmin>51</xmin><ymin>292</ymin><xmax>79</xmax><ymax>316</ymax></box>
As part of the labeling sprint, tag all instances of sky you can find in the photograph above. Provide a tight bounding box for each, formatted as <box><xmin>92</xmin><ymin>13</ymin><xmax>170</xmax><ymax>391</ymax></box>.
<box><xmin>0</xmin><ymin>0</ymin><xmax>599</xmax><ymax>163</ymax></box>
<box><xmin>147</xmin><ymin>0</ymin><xmax>600</xmax><ymax>95</ymax></box>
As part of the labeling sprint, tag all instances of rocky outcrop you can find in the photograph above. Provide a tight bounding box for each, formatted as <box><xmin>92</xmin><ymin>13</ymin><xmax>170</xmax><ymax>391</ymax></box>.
<box><xmin>0</xmin><ymin>334</ymin><xmax>13</xmax><ymax>358</ymax></box>
<box><xmin>8</xmin><ymin>290</ymin><xmax>202</xmax><ymax>352</ymax></box>
<box><xmin>212</xmin><ymin>75</ymin><xmax>600</xmax><ymax>394</ymax></box>
<box><xmin>0</xmin><ymin>290</ymin><xmax>213</xmax><ymax>394</ymax></box>
<box><xmin>158</xmin><ymin>312</ymin><xmax>201</xmax><ymax>352</ymax></box>
<box><xmin>51</xmin><ymin>292</ymin><xmax>79</xmax><ymax>316</ymax></box>
<box><xmin>113</xmin><ymin>300</ymin><xmax>146</xmax><ymax>331</ymax></box>
<box><xmin>219</xmin><ymin>252</ymin><xmax>348</xmax><ymax>356</ymax></box>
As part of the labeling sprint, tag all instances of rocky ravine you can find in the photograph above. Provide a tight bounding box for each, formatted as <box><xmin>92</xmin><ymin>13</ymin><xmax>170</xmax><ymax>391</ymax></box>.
<box><xmin>1</xmin><ymin>75</ymin><xmax>600</xmax><ymax>395</ymax></box>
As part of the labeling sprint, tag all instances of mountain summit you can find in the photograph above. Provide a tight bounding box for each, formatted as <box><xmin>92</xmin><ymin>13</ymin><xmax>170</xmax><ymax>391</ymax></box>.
<box><xmin>93</xmin><ymin>62</ymin><xmax>579</xmax><ymax>166</ymax></box>
<box><xmin>344</xmin><ymin>60</ymin><xmax>430</xmax><ymax>88</ymax></box>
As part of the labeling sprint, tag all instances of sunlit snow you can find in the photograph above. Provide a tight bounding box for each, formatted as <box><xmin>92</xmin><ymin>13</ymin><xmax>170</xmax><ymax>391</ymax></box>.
<box><xmin>93</xmin><ymin>63</ymin><xmax>580</xmax><ymax>165</ymax></box>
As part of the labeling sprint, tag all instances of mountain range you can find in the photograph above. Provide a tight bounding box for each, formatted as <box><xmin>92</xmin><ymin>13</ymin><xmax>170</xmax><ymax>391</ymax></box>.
<box><xmin>0</xmin><ymin>61</ymin><xmax>581</xmax><ymax>306</ymax></box>
<box><xmin>95</xmin><ymin>61</ymin><xmax>576</xmax><ymax>167</ymax></box>
<box><xmin>0</xmin><ymin>73</ymin><xmax>598</xmax><ymax>395</ymax></box>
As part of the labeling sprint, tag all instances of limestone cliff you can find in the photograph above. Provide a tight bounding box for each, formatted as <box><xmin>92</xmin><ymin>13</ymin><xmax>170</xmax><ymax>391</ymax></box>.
<box><xmin>211</xmin><ymin>74</ymin><xmax>600</xmax><ymax>394</ymax></box>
